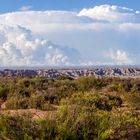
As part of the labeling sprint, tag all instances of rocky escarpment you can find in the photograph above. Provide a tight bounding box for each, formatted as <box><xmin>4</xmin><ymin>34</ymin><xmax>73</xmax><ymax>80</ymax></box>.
<box><xmin>0</xmin><ymin>68</ymin><xmax>140</xmax><ymax>78</ymax></box>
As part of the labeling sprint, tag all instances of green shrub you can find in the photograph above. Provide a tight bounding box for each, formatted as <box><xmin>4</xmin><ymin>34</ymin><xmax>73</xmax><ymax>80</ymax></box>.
<box><xmin>75</xmin><ymin>76</ymin><xmax>106</xmax><ymax>91</ymax></box>
<box><xmin>95</xmin><ymin>95</ymin><xmax>122</xmax><ymax>111</ymax></box>
<box><xmin>0</xmin><ymin>87</ymin><xmax>9</xmax><ymax>101</ymax></box>
<box><xmin>62</xmin><ymin>92</ymin><xmax>122</xmax><ymax>111</ymax></box>
<box><xmin>120</xmin><ymin>80</ymin><xmax>133</xmax><ymax>92</ymax></box>
<box><xmin>5</xmin><ymin>97</ymin><xmax>29</xmax><ymax>109</ymax></box>
<box><xmin>108</xmin><ymin>83</ymin><xmax>121</xmax><ymax>92</ymax></box>
<box><xmin>29</xmin><ymin>95</ymin><xmax>55</xmax><ymax>110</ymax></box>
<box><xmin>0</xmin><ymin>76</ymin><xmax>139</xmax><ymax>139</ymax></box>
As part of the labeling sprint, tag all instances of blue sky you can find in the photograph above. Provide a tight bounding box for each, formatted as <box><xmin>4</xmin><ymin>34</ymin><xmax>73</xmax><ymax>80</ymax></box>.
<box><xmin>0</xmin><ymin>0</ymin><xmax>140</xmax><ymax>13</ymax></box>
<box><xmin>0</xmin><ymin>1</ymin><xmax>140</xmax><ymax>66</ymax></box>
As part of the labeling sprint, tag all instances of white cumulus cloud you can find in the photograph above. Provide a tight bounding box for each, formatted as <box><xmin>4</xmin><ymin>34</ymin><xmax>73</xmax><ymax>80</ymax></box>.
<box><xmin>0</xmin><ymin>4</ymin><xmax>140</xmax><ymax>66</ymax></box>
<box><xmin>78</xmin><ymin>4</ymin><xmax>139</xmax><ymax>23</ymax></box>
<box><xmin>0</xmin><ymin>24</ymin><xmax>81</xmax><ymax>66</ymax></box>
<box><xmin>108</xmin><ymin>49</ymin><xmax>133</xmax><ymax>65</ymax></box>
<box><xmin>19</xmin><ymin>5</ymin><xmax>33</xmax><ymax>11</ymax></box>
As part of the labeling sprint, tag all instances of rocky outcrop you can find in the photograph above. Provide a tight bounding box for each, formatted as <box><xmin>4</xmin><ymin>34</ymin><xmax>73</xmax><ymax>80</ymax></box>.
<box><xmin>0</xmin><ymin>68</ymin><xmax>140</xmax><ymax>78</ymax></box>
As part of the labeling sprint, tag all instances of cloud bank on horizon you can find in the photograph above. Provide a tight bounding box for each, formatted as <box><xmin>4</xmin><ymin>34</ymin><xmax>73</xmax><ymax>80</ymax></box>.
<box><xmin>0</xmin><ymin>4</ymin><xmax>140</xmax><ymax>66</ymax></box>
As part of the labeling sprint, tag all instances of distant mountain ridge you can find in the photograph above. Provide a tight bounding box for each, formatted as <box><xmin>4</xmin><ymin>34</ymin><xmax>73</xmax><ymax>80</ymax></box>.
<box><xmin>1</xmin><ymin>67</ymin><xmax>140</xmax><ymax>78</ymax></box>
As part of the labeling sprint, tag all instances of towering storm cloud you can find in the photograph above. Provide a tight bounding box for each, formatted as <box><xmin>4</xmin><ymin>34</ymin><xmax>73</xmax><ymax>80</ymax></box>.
<box><xmin>0</xmin><ymin>25</ymin><xmax>81</xmax><ymax>66</ymax></box>
<box><xmin>0</xmin><ymin>4</ymin><xmax>140</xmax><ymax>66</ymax></box>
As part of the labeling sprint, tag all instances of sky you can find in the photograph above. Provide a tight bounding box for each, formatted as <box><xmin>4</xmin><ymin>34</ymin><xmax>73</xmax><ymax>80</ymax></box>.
<box><xmin>0</xmin><ymin>0</ymin><xmax>140</xmax><ymax>13</ymax></box>
<box><xmin>0</xmin><ymin>0</ymin><xmax>140</xmax><ymax>66</ymax></box>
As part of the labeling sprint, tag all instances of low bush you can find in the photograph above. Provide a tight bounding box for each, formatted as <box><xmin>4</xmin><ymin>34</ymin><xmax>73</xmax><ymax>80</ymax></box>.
<box><xmin>0</xmin><ymin>76</ymin><xmax>139</xmax><ymax>139</ymax></box>
<box><xmin>0</xmin><ymin>87</ymin><xmax>9</xmax><ymax>101</ymax></box>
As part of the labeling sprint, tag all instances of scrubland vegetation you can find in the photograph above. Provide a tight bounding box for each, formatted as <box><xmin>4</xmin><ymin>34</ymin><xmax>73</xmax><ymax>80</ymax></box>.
<box><xmin>0</xmin><ymin>76</ymin><xmax>140</xmax><ymax>139</ymax></box>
